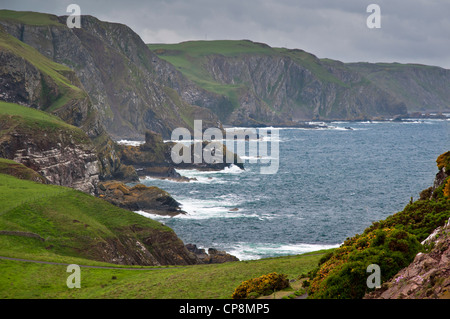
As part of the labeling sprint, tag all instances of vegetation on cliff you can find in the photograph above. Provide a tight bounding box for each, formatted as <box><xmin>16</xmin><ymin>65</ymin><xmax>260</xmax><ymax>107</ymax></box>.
<box><xmin>304</xmin><ymin>151</ymin><xmax>450</xmax><ymax>299</ymax></box>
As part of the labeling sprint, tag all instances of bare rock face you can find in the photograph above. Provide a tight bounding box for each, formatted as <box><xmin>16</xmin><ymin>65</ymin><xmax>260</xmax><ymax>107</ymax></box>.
<box><xmin>0</xmin><ymin>124</ymin><xmax>100</xmax><ymax>195</ymax></box>
<box><xmin>364</xmin><ymin>218</ymin><xmax>450</xmax><ymax>299</ymax></box>
<box><xmin>0</xmin><ymin>15</ymin><xmax>221</xmax><ymax>140</ymax></box>
<box><xmin>90</xmin><ymin>228</ymin><xmax>199</xmax><ymax>266</ymax></box>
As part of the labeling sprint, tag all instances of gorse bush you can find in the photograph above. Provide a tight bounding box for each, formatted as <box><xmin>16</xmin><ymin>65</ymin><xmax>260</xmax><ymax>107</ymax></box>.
<box><xmin>307</xmin><ymin>228</ymin><xmax>421</xmax><ymax>299</ymax></box>
<box><xmin>436</xmin><ymin>151</ymin><xmax>450</xmax><ymax>172</ymax></box>
<box><xmin>231</xmin><ymin>272</ymin><xmax>290</xmax><ymax>299</ymax></box>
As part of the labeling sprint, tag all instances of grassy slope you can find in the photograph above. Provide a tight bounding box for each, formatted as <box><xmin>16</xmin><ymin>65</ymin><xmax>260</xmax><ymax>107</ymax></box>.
<box><xmin>0</xmin><ymin>251</ymin><xmax>328</xmax><ymax>299</ymax></box>
<box><xmin>0</xmin><ymin>101</ymin><xmax>89</xmax><ymax>145</ymax></box>
<box><xmin>0</xmin><ymin>10</ymin><xmax>63</xmax><ymax>26</ymax></box>
<box><xmin>0</xmin><ymin>172</ymin><xmax>329</xmax><ymax>298</ymax></box>
<box><xmin>0</xmin><ymin>173</ymin><xmax>173</xmax><ymax>261</ymax></box>
<box><xmin>0</xmin><ymin>158</ymin><xmax>47</xmax><ymax>183</ymax></box>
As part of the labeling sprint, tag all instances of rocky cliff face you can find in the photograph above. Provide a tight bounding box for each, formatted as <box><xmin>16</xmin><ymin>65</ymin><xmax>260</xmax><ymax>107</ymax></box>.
<box><xmin>0</xmin><ymin>13</ymin><xmax>220</xmax><ymax>140</ymax></box>
<box><xmin>364</xmin><ymin>217</ymin><xmax>450</xmax><ymax>299</ymax></box>
<box><xmin>204</xmin><ymin>53</ymin><xmax>407</xmax><ymax>124</ymax></box>
<box><xmin>88</xmin><ymin>225</ymin><xmax>200</xmax><ymax>266</ymax></box>
<box><xmin>0</xmin><ymin>23</ymin><xmax>137</xmax><ymax>183</ymax></box>
<box><xmin>149</xmin><ymin>41</ymin><xmax>414</xmax><ymax>126</ymax></box>
<box><xmin>364</xmin><ymin>153</ymin><xmax>450</xmax><ymax>299</ymax></box>
<box><xmin>0</xmin><ymin>112</ymin><xmax>100</xmax><ymax>195</ymax></box>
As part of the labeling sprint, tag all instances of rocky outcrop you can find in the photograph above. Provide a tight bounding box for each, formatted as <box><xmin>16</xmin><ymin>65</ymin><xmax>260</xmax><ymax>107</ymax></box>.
<box><xmin>97</xmin><ymin>181</ymin><xmax>186</xmax><ymax>216</ymax></box>
<box><xmin>89</xmin><ymin>226</ymin><xmax>199</xmax><ymax>266</ymax></box>
<box><xmin>185</xmin><ymin>244</ymin><xmax>239</xmax><ymax>264</ymax></box>
<box><xmin>364</xmin><ymin>218</ymin><xmax>450</xmax><ymax>299</ymax></box>
<box><xmin>118</xmin><ymin>130</ymin><xmax>244</xmax><ymax>180</ymax></box>
<box><xmin>0</xmin><ymin>115</ymin><xmax>100</xmax><ymax>195</ymax></box>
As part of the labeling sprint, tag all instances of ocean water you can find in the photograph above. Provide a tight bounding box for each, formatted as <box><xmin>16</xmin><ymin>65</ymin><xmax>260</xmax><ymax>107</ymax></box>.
<box><xmin>133</xmin><ymin>119</ymin><xmax>449</xmax><ymax>260</ymax></box>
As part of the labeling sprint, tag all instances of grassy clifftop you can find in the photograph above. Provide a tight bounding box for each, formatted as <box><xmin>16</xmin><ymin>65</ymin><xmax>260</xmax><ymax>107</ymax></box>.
<box><xmin>0</xmin><ymin>172</ymin><xmax>195</xmax><ymax>266</ymax></box>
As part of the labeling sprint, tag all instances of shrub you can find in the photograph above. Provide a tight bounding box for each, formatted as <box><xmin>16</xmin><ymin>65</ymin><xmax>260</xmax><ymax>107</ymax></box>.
<box><xmin>436</xmin><ymin>151</ymin><xmax>450</xmax><ymax>172</ymax></box>
<box><xmin>231</xmin><ymin>272</ymin><xmax>290</xmax><ymax>299</ymax></box>
<box><xmin>307</xmin><ymin>228</ymin><xmax>421</xmax><ymax>299</ymax></box>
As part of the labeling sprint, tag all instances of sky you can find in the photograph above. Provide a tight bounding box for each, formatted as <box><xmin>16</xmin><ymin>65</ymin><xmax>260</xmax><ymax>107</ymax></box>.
<box><xmin>1</xmin><ymin>0</ymin><xmax>450</xmax><ymax>69</ymax></box>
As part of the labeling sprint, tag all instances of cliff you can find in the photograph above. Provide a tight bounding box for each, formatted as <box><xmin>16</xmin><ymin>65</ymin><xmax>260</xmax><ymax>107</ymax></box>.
<box><xmin>148</xmin><ymin>41</ymin><xmax>412</xmax><ymax>126</ymax></box>
<box><xmin>0</xmin><ymin>101</ymin><xmax>100</xmax><ymax>195</ymax></box>
<box><xmin>0</xmin><ymin>10</ymin><xmax>220</xmax><ymax>140</ymax></box>
<box><xmin>347</xmin><ymin>62</ymin><xmax>450</xmax><ymax>112</ymax></box>
<box><xmin>0</xmin><ymin>23</ymin><xmax>137</xmax><ymax>183</ymax></box>
<box><xmin>363</xmin><ymin>152</ymin><xmax>450</xmax><ymax>299</ymax></box>
<box><xmin>149</xmin><ymin>41</ymin><xmax>450</xmax><ymax>126</ymax></box>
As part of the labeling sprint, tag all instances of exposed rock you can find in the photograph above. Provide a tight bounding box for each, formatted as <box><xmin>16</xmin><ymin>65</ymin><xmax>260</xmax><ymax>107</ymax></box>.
<box><xmin>118</xmin><ymin>130</ymin><xmax>243</xmax><ymax>180</ymax></box>
<box><xmin>186</xmin><ymin>244</ymin><xmax>239</xmax><ymax>264</ymax></box>
<box><xmin>84</xmin><ymin>225</ymin><xmax>199</xmax><ymax>266</ymax></box>
<box><xmin>97</xmin><ymin>181</ymin><xmax>186</xmax><ymax>216</ymax></box>
<box><xmin>0</xmin><ymin>115</ymin><xmax>100</xmax><ymax>195</ymax></box>
<box><xmin>0</xmin><ymin>14</ymin><xmax>221</xmax><ymax>140</ymax></box>
<box><xmin>0</xmin><ymin>25</ymin><xmax>138</xmax><ymax>185</ymax></box>
<box><xmin>364</xmin><ymin>218</ymin><xmax>450</xmax><ymax>299</ymax></box>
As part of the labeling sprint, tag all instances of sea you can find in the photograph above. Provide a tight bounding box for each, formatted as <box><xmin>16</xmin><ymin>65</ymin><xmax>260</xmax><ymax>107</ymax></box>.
<box><xmin>122</xmin><ymin>118</ymin><xmax>449</xmax><ymax>261</ymax></box>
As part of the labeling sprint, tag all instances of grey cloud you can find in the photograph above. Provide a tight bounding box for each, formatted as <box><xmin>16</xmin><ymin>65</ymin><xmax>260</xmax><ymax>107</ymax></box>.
<box><xmin>0</xmin><ymin>0</ymin><xmax>449</xmax><ymax>68</ymax></box>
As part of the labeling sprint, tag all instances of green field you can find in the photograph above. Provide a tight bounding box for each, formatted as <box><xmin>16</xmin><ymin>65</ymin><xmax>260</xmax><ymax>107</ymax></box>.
<box><xmin>0</xmin><ymin>10</ymin><xmax>63</xmax><ymax>26</ymax></box>
<box><xmin>0</xmin><ymin>171</ymin><xmax>329</xmax><ymax>299</ymax></box>
<box><xmin>0</xmin><ymin>251</ymin><xmax>328</xmax><ymax>299</ymax></box>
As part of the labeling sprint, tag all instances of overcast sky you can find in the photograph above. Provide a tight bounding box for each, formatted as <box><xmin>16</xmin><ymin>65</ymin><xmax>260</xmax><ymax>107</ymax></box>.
<box><xmin>2</xmin><ymin>0</ymin><xmax>450</xmax><ymax>68</ymax></box>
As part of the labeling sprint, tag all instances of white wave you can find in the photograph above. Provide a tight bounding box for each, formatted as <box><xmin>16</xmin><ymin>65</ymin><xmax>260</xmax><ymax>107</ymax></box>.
<box><xmin>225</xmin><ymin>242</ymin><xmax>341</xmax><ymax>261</ymax></box>
<box><xmin>116</xmin><ymin>140</ymin><xmax>145</xmax><ymax>146</ymax></box>
<box><xmin>141</xmin><ymin>165</ymin><xmax>244</xmax><ymax>185</ymax></box>
<box><xmin>176</xmin><ymin>164</ymin><xmax>244</xmax><ymax>177</ymax></box>
<box><xmin>134</xmin><ymin>194</ymin><xmax>255</xmax><ymax>221</ymax></box>
<box><xmin>175</xmin><ymin>197</ymin><xmax>259</xmax><ymax>220</ymax></box>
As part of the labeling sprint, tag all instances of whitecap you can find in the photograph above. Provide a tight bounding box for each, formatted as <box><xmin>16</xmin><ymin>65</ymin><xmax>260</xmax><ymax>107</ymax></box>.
<box><xmin>225</xmin><ymin>242</ymin><xmax>342</xmax><ymax>261</ymax></box>
<box><xmin>116</xmin><ymin>140</ymin><xmax>145</xmax><ymax>146</ymax></box>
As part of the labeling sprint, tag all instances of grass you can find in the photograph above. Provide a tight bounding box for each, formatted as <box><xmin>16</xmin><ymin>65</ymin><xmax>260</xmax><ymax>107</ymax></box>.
<box><xmin>0</xmin><ymin>172</ymin><xmax>330</xmax><ymax>299</ymax></box>
<box><xmin>0</xmin><ymin>10</ymin><xmax>63</xmax><ymax>26</ymax></box>
<box><xmin>0</xmin><ymin>250</ymin><xmax>330</xmax><ymax>299</ymax></box>
<box><xmin>0</xmin><ymin>158</ymin><xmax>47</xmax><ymax>183</ymax></box>
<box><xmin>0</xmin><ymin>173</ymin><xmax>170</xmax><ymax>263</ymax></box>
<box><xmin>0</xmin><ymin>101</ymin><xmax>90</xmax><ymax>146</ymax></box>
<box><xmin>0</xmin><ymin>101</ymin><xmax>73</xmax><ymax>128</ymax></box>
